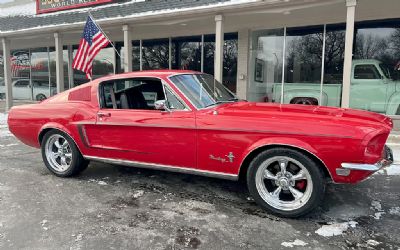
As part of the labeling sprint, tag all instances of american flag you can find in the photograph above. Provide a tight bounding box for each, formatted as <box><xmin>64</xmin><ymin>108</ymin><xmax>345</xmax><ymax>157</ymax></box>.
<box><xmin>72</xmin><ymin>16</ymin><xmax>110</xmax><ymax>79</ymax></box>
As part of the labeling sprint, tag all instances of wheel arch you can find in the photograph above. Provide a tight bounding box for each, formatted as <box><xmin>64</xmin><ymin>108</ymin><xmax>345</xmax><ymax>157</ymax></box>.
<box><xmin>238</xmin><ymin>143</ymin><xmax>332</xmax><ymax>182</ymax></box>
<box><xmin>385</xmin><ymin>92</ymin><xmax>400</xmax><ymax>115</ymax></box>
<box><xmin>38</xmin><ymin>123</ymin><xmax>77</xmax><ymax>147</ymax></box>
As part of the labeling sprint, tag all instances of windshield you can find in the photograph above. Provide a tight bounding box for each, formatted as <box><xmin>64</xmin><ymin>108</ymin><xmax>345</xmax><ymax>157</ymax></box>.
<box><xmin>380</xmin><ymin>63</ymin><xmax>394</xmax><ymax>79</ymax></box>
<box><xmin>169</xmin><ymin>74</ymin><xmax>237</xmax><ymax>109</ymax></box>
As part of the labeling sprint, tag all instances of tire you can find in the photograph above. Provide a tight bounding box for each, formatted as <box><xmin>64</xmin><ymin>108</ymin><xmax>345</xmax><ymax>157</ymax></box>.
<box><xmin>290</xmin><ymin>97</ymin><xmax>318</xmax><ymax>105</ymax></box>
<box><xmin>247</xmin><ymin>147</ymin><xmax>325</xmax><ymax>218</ymax></box>
<box><xmin>41</xmin><ymin>130</ymin><xmax>89</xmax><ymax>177</ymax></box>
<box><xmin>36</xmin><ymin>94</ymin><xmax>47</xmax><ymax>101</ymax></box>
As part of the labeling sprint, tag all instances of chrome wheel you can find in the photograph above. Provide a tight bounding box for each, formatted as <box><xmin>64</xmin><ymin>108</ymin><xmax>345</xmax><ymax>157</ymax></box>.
<box><xmin>44</xmin><ymin>134</ymin><xmax>73</xmax><ymax>172</ymax></box>
<box><xmin>255</xmin><ymin>156</ymin><xmax>313</xmax><ymax>211</ymax></box>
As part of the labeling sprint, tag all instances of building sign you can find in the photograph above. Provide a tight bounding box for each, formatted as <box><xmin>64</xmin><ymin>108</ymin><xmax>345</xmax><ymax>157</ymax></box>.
<box><xmin>36</xmin><ymin>0</ymin><xmax>113</xmax><ymax>14</ymax></box>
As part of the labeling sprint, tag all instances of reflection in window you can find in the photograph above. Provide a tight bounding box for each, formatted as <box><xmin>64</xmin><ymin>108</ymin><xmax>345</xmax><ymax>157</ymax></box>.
<box><xmin>203</xmin><ymin>33</ymin><xmax>238</xmax><ymax>93</ymax></box>
<box><xmin>249</xmin><ymin>29</ymin><xmax>284</xmax><ymax>102</ymax></box>
<box><xmin>172</xmin><ymin>36</ymin><xmax>202</xmax><ymax>71</ymax></box>
<box><xmin>285</xmin><ymin>26</ymin><xmax>324</xmax><ymax>84</ymax></box>
<box><xmin>30</xmin><ymin>48</ymin><xmax>53</xmax><ymax>101</ymax></box>
<box><xmin>49</xmin><ymin>46</ymin><xmax>69</xmax><ymax>91</ymax></box>
<box><xmin>142</xmin><ymin>39</ymin><xmax>169</xmax><ymax>70</ymax></box>
<box><xmin>354</xmin><ymin>65</ymin><xmax>380</xmax><ymax>79</ymax></box>
<box><xmin>322</xmin><ymin>24</ymin><xmax>345</xmax><ymax>107</ymax></box>
<box><xmin>352</xmin><ymin>20</ymin><xmax>400</xmax><ymax>114</ymax></box>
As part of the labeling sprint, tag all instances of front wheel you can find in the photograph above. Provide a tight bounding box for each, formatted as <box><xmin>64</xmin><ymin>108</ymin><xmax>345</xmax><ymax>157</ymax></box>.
<box><xmin>41</xmin><ymin>130</ymin><xmax>89</xmax><ymax>177</ymax></box>
<box><xmin>247</xmin><ymin>148</ymin><xmax>325</xmax><ymax>217</ymax></box>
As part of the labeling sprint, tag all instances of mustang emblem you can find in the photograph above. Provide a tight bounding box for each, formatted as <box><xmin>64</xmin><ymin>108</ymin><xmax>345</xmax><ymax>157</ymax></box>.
<box><xmin>209</xmin><ymin>152</ymin><xmax>235</xmax><ymax>163</ymax></box>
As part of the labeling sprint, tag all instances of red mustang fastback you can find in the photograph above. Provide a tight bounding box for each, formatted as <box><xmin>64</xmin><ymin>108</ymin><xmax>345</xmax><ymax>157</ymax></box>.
<box><xmin>7</xmin><ymin>71</ymin><xmax>394</xmax><ymax>217</ymax></box>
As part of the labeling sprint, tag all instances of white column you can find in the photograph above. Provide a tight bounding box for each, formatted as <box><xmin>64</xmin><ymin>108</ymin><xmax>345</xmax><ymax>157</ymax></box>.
<box><xmin>122</xmin><ymin>24</ymin><xmax>133</xmax><ymax>73</ymax></box>
<box><xmin>214</xmin><ymin>14</ymin><xmax>224</xmax><ymax>83</ymax></box>
<box><xmin>236</xmin><ymin>29</ymin><xmax>250</xmax><ymax>99</ymax></box>
<box><xmin>2</xmin><ymin>38</ymin><xmax>13</xmax><ymax>110</ymax></box>
<box><xmin>341</xmin><ymin>0</ymin><xmax>357</xmax><ymax>108</ymax></box>
<box><xmin>54</xmin><ymin>32</ymin><xmax>64</xmax><ymax>93</ymax></box>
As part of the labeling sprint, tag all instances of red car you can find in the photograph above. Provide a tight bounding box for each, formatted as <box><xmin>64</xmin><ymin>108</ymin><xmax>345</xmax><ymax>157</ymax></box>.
<box><xmin>7</xmin><ymin>71</ymin><xmax>394</xmax><ymax>217</ymax></box>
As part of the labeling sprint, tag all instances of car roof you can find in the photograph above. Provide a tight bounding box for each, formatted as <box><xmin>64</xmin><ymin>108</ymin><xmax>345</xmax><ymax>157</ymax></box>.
<box><xmin>94</xmin><ymin>70</ymin><xmax>200</xmax><ymax>82</ymax></box>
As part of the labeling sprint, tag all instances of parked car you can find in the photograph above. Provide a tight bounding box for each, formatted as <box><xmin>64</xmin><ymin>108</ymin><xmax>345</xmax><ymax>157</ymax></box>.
<box><xmin>0</xmin><ymin>79</ymin><xmax>56</xmax><ymax>101</ymax></box>
<box><xmin>7</xmin><ymin>70</ymin><xmax>394</xmax><ymax>217</ymax></box>
<box><xmin>272</xmin><ymin>59</ymin><xmax>400</xmax><ymax>115</ymax></box>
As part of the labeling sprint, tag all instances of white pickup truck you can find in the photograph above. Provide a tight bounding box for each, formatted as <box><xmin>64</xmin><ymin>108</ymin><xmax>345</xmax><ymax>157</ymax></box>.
<box><xmin>272</xmin><ymin>59</ymin><xmax>400</xmax><ymax>115</ymax></box>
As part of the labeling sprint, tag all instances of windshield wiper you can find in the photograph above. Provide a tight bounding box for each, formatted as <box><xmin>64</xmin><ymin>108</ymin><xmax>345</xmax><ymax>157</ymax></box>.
<box><xmin>204</xmin><ymin>99</ymin><xmax>239</xmax><ymax>108</ymax></box>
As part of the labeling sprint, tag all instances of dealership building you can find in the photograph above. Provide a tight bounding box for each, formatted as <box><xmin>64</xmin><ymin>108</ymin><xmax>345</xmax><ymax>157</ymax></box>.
<box><xmin>1</xmin><ymin>0</ymin><xmax>400</xmax><ymax>117</ymax></box>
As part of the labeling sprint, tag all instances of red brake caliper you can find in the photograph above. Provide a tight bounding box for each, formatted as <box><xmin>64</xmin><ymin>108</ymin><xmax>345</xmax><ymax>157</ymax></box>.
<box><xmin>296</xmin><ymin>180</ymin><xmax>306</xmax><ymax>190</ymax></box>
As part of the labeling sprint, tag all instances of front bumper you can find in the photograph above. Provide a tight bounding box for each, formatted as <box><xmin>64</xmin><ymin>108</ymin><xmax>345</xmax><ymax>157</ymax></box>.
<box><xmin>339</xmin><ymin>145</ymin><xmax>393</xmax><ymax>173</ymax></box>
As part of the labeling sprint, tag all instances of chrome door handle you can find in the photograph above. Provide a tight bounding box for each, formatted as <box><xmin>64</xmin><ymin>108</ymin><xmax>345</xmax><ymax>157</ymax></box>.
<box><xmin>98</xmin><ymin>112</ymin><xmax>111</xmax><ymax>118</ymax></box>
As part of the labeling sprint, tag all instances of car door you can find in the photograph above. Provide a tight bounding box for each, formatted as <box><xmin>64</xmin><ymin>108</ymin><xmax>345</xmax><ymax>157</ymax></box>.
<box><xmin>350</xmin><ymin>64</ymin><xmax>388</xmax><ymax>112</ymax></box>
<box><xmin>84</xmin><ymin>77</ymin><xmax>197</xmax><ymax>169</ymax></box>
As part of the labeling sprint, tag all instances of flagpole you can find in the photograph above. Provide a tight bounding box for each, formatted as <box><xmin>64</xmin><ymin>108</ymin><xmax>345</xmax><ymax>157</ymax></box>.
<box><xmin>88</xmin><ymin>11</ymin><xmax>124</xmax><ymax>64</ymax></box>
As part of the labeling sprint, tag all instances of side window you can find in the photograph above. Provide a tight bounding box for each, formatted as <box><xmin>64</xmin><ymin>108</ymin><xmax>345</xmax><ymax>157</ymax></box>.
<box><xmin>14</xmin><ymin>80</ymin><xmax>29</xmax><ymax>87</ymax></box>
<box><xmin>165</xmin><ymin>87</ymin><xmax>186</xmax><ymax>110</ymax></box>
<box><xmin>100</xmin><ymin>78</ymin><xmax>166</xmax><ymax>110</ymax></box>
<box><xmin>354</xmin><ymin>65</ymin><xmax>381</xmax><ymax>80</ymax></box>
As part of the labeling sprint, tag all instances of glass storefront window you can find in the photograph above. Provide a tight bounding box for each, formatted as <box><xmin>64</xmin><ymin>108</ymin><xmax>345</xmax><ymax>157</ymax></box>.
<box><xmin>223</xmin><ymin>35</ymin><xmax>238</xmax><ymax>93</ymax></box>
<box><xmin>142</xmin><ymin>38</ymin><xmax>169</xmax><ymax>70</ymax></box>
<box><xmin>249</xmin><ymin>28</ymin><xmax>284</xmax><ymax>102</ymax></box>
<box><xmin>10</xmin><ymin>49</ymin><xmax>31</xmax><ymax>100</ymax></box>
<box><xmin>49</xmin><ymin>46</ymin><xmax>69</xmax><ymax>91</ymax></box>
<box><xmin>133</xmin><ymin>40</ymin><xmax>140</xmax><ymax>71</ymax></box>
<box><xmin>322</xmin><ymin>24</ymin><xmax>345</xmax><ymax>107</ymax></box>
<box><xmin>204</xmin><ymin>33</ymin><xmax>238</xmax><ymax>92</ymax></box>
<box><xmin>283</xmin><ymin>26</ymin><xmax>324</xmax><ymax>104</ymax></box>
<box><xmin>0</xmin><ymin>52</ymin><xmax>4</xmax><ymax>100</ymax></box>
<box><xmin>352</xmin><ymin>20</ymin><xmax>400</xmax><ymax>115</ymax></box>
<box><xmin>172</xmin><ymin>36</ymin><xmax>202</xmax><ymax>71</ymax></box>
<box><xmin>30</xmin><ymin>48</ymin><xmax>53</xmax><ymax>101</ymax></box>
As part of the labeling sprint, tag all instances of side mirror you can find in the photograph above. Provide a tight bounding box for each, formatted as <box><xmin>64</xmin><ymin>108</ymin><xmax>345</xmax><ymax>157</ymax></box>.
<box><xmin>154</xmin><ymin>100</ymin><xmax>170</xmax><ymax>112</ymax></box>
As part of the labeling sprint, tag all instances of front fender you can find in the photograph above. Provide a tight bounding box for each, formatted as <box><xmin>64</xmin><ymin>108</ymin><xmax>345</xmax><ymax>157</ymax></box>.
<box><xmin>239</xmin><ymin>137</ymin><xmax>319</xmax><ymax>169</ymax></box>
<box><xmin>386</xmin><ymin>93</ymin><xmax>400</xmax><ymax>115</ymax></box>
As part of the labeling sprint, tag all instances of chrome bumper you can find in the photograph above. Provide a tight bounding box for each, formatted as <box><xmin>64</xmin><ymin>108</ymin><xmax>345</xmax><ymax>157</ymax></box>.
<box><xmin>340</xmin><ymin>145</ymin><xmax>393</xmax><ymax>172</ymax></box>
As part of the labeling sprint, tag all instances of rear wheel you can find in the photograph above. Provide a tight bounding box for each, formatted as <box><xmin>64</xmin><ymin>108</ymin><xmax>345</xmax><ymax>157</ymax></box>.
<box><xmin>290</xmin><ymin>97</ymin><xmax>318</xmax><ymax>105</ymax></box>
<box><xmin>36</xmin><ymin>94</ymin><xmax>47</xmax><ymax>101</ymax></box>
<box><xmin>41</xmin><ymin>130</ymin><xmax>89</xmax><ymax>177</ymax></box>
<box><xmin>247</xmin><ymin>148</ymin><xmax>325</xmax><ymax>217</ymax></box>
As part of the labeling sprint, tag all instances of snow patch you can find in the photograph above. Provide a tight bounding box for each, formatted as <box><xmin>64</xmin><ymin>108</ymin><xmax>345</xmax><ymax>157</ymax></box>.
<box><xmin>315</xmin><ymin>221</ymin><xmax>357</xmax><ymax>237</ymax></box>
<box><xmin>0</xmin><ymin>113</ymin><xmax>12</xmax><ymax>137</ymax></box>
<box><xmin>281</xmin><ymin>239</ymin><xmax>308</xmax><ymax>248</ymax></box>
<box><xmin>372</xmin><ymin>212</ymin><xmax>385</xmax><ymax>220</ymax></box>
<box><xmin>40</xmin><ymin>219</ymin><xmax>49</xmax><ymax>231</ymax></box>
<box><xmin>367</xmin><ymin>239</ymin><xmax>381</xmax><ymax>246</ymax></box>
<box><xmin>376</xmin><ymin>164</ymin><xmax>400</xmax><ymax>176</ymax></box>
<box><xmin>97</xmin><ymin>180</ymin><xmax>107</xmax><ymax>186</ymax></box>
<box><xmin>370</xmin><ymin>200</ymin><xmax>382</xmax><ymax>211</ymax></box>
<box><xmin>389</xmin><ymin>207</ymin><xmax>400</xmax><ymax>216</ymax></box>
<box><xmin>132</xmin><ymin>190</ymin><xmax>144</xmax><ymax>199</ymax></box>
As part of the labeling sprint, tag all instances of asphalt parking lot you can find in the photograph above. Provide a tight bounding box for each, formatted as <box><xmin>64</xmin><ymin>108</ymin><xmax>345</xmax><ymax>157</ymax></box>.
<box><xmin>0</xmin><ymin>113</ymin><xmax>400</xmax><ymax>250</ymax></box>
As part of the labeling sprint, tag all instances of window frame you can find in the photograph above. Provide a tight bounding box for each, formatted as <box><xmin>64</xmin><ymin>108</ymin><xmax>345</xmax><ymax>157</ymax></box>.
<box><xmin>353</xmin><ymin>64</ymin><xmax>382</xmax><ymax>80</ymax></box>
<box><xmin>98</xmin><ymin>76</ymin><xmax>191</xmax><ymax>111</ymax></box>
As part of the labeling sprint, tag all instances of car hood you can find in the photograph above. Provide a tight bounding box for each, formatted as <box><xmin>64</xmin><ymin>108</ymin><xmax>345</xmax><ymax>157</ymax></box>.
<box><xmin>201</xmin><ymin>102</ymin><xmax>392</xmax><ymax>139</ymax></box>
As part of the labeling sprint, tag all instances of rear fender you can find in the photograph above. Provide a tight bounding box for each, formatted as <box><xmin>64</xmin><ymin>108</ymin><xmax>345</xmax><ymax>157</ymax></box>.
<box><xmin>38</xmin><ymin>122</ymin><xmax>74</xmax><ymax>146</ymax></box>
